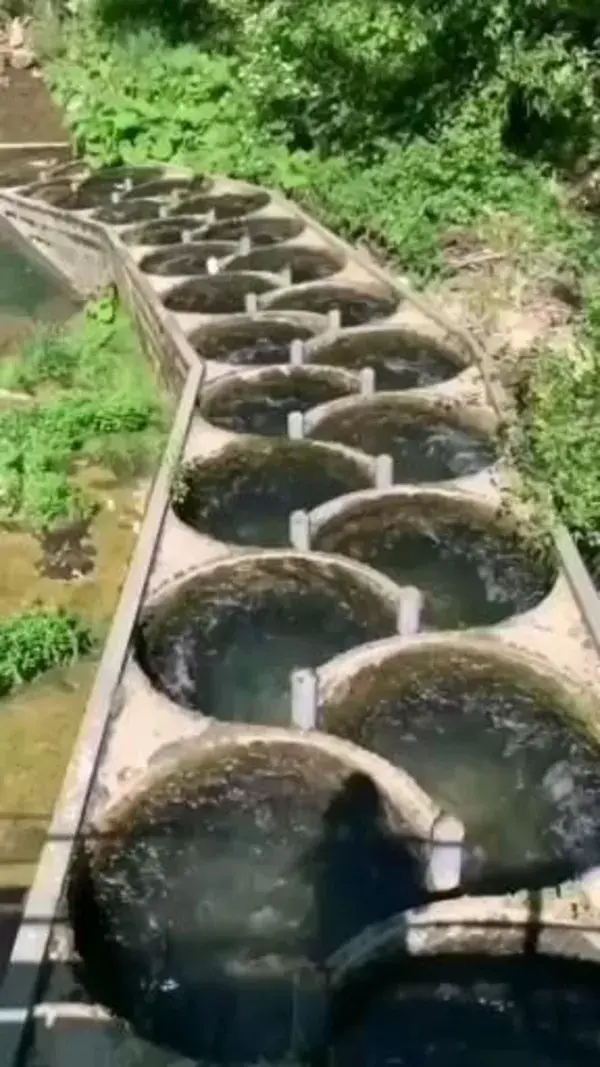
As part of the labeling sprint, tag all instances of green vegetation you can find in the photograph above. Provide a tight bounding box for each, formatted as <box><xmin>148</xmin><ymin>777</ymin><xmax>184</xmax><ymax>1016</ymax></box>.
<box><xmin>43</xmin><ymin>0</ymin><xmax>600</xmax><ymax>574</ymax></box>
<box><xmin>0</xmin><ymin>291</ymin><xmax>167</xmax><ymax>532</ymax></box>
<box><xmin>0</xmin><ymin>608</ymin><xmax>94</xmax><ymax>698</ymax></box>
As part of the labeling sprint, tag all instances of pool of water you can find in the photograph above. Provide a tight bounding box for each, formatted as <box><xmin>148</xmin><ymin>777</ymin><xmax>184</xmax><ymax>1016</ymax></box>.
<box><xmin>173</xmin><ymin>440</ymin><xmax>371</xmax><ymax>546</ymax></box>
<box><xmin>264</xmin><ymin>284</ymin><xmax>399</xmax><ymax>326</ymax></box>
<box><xmin>323</xmin><ymin>646</ymin><xmax>600</xmax><ymax>881</ymax></box>
<box><xmin>67</xmin><ymin>748</ymin><xmax>426</xmax><ymax>1063</ymax></box>
<box><xmin>136</xmin><ymin>556</ymin><xmax>396</xmax><ymax>721</ymax></box>
<box><xmin>202</xmin><ymin>368</ymin><xmax>358</xmax><ymax>436</ymax></box>
<box><xmin>311</xmin><ymin>402</ymin><xmax>497</xmax><ymax>482</ymax></box>
<box><xmin>164</xmin><ymin>273</ymin><xmax>277</xmax><ymax>315</ymax></box>
<box><xmin>0</xmin><ymin>232</ymin><xmax>78</xmax><ymax>352</ymax></box>
<box><xmin>190</xmin><ymin>317</ymin><xmax>320</xmax><ymax>364</ymax></box>
<box><xmin>203</xmin><ymin>214</ymin><xmax>305</xmax><ymax>245</ymax></box>
<box><xmin>226</xmin><ymin>245</ymin><xmax>344</xmax><ymax>283</ymax></box>
<box><xmin>139</xmin><ymin>241</ymin><xmax>237</xmax><ymax>276</ymax></box>
<box><xmin>314</xmin><ymin>496</ymin><xmax>554</xmax><ymax>629</ymax></box>
<box><xmin>120</xmin><ymin>216</ymin><xmax>211</xmax><ymax>247</ymax></box>
<box><xmin>308</xmin><ymin>329</ymin><xmax>463</xmax><ymax>389</ymax></box>
<box><xmin>172</xmin><ymin>189</ymin><xmax>271</xmax><ymax>219</ymax></box>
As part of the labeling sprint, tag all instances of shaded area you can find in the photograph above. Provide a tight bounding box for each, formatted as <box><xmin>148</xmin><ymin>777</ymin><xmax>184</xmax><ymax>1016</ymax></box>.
<box><xmin>226</xmin><ymin>245</ymin><xmax>345</xmax><ymax>284</ymax></box>
<box><xmin>94</xmin><ymin>199</ymin><xmax>163</xmax><ymax>225</ymax></box>
<box><xmin>203</xmin><ymin>214</ymin><xmax>305</xmax><ymax>246</ymax></box>
<box><xmin>139</xmin><ymin>241</ymin><xmax>237</xmax><ymax>276</ymax></box>
<box><xmin>120</xmin><ymin>216</ymin><xmax>210</xmax><ymax>247</ymax></box>
<box><xmin>314</xmin><ymin>494</ymin><xmax>554</xmax><ymax>629</ymax></box>
<box><xmin>163</xmin><ymin>272</ymin><xmax>277</xmax><ymax>315</ymax></box>
<box><xmin>68</xmin><ymin>752</ymin><xmax>426</xmax><ymax>1063</ymax></box>
<box><xmin>0</xmin><ymin>231</ymin><xmax>78</xmax><ymax>354</ymax></box>
<box><xmin>135</xmin><ymin>554</ymin><xmax>397</xmax><ymax>720</ymax></box>
<box><xmin>327</xmin><ymin>953</ymin><xmax>600</xmax><ymax>1067</ymax></box>
<box><xmin>0</xmin><ymin>887</ymin><xmax>23</xmax><ymax>984</ymax></box>
<box><xmin>172</xmin><ymin>439</ymin><xmax>371</xmax><ymax>545</ymax></box>
<box><xmin>263</xmin><ymin>284</ymin><xmax>399</xmax><ymax>327</ymax></box>
<box><xmin>201</xmin><ymin>367</ymin><xmax>358</xmax><ymax>436</ymax></box>
<box><xmin>322</xmin><ymin>644</ymin><xmax>600</xmax><ymax>880</ymax></box>
<box><xmin>308</xmin><ymin>329</ymin><xmax>463</xmax><ymax>389</ymax></box>
<box><xmin>311</xmin><ymin>399</ymin><xmax>497</xmax><ymax>482</ymax></box>
<box><xmin>123</xmin><ymin>175</ymin><xmax>211</xmax><ymax>200</ymax></box>
<box><xmin>189</xmin><ymin>316</ymin><xmax>320</xmax><ymax>365</ymax></box>
<box><xmin>171</xmin><ymin>189</ymin><xmax>271</xmax><ymax>219</ymax></box>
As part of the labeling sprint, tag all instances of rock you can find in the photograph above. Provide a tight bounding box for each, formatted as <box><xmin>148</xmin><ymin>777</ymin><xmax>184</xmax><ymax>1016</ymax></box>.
<box><xmin>8</xmin><ymin>17</ymin><xmax>25</xmax><ymax>51</ymax></box>
<box><xmin>10</xmin><ymin>47</ymin><xmax>36</xmax><ymax>70</ymax></box>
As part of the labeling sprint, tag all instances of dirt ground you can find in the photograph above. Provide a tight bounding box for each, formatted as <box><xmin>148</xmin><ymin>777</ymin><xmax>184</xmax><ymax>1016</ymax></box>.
<box><xmin>0</xmin><ymin>65</ymin><xmax>67</xmax><ymax>144</ymax></box>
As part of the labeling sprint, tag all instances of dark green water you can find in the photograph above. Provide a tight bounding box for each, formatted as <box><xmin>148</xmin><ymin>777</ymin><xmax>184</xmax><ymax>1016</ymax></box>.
<box><xmin>0</xmin><ymin>235</ymin><xmax>77</xmax><ymax>351</ymax></box>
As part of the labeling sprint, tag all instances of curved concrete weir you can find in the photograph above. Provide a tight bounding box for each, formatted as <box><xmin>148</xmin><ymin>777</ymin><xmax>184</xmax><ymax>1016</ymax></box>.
<box><xmin>2</xmin><ymin>161</ymin><xmax>600</xmax><ymax>1067</ymax></box>
<box><xmin>172</xmin><ymin>437</ymin><xmax>373</xmax><ymax>546</ymax></box>
<box><xmin>319</xmin><ymin>636</ymin><xmax>600</xmax><ymax>885</ymax></box>
<box><xmin>67</xmin><ymin>735</ymin><xmax>433</xmax><ymax>1063</ymax></box>
<box><xmin>200</xmin><ymin>364</ymin><xmax>360</xmax><ymax>435</ymax></box>
<box><xmin>134</xmin><ymin>551</ymin><xmax>401</xmax><ymax>722</ymax></box>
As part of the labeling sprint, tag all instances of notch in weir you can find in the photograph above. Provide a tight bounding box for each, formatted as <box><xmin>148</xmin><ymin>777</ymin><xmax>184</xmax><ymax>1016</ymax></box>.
<box><xmin>245</xmin><ymin>291</ymin><xmax>258</xmax><ymax>315</ymax></box>
<box><xmin>291</xmin><ymin>667</ymin><xmax>318</xmax><ymax>730</ymax></box>
<box><xmin>359</xmin><ymin>367</ymin><xmax>376</xmax><ymax>395</ymax></box>
<box><xmin>290</xmin><ymin>338</ymin><xmax>304</xmax><ymax>366</ymax></box>
<box><xmin>375</xmin><ymin>452</ymin><xmax>394</xmax><ymax>488</ymax></box>
<box><xmin>426</xmin><ymin>812</ymin><xmax>465</xmax><ymax>892</ymax></box>
<box><xmin>396</xmin><ymin>586</ymin><xmax>424</xmax><ymax>636</ymax></box>
<box><xmin>289</xmin><ymin>509</ymin><xmax>310</xmax><ymax>551</ymax></box>
<box><xmin>287</xmin><ymin>410</ymin><xmax>304</xmax><ymax>440</ymax></box>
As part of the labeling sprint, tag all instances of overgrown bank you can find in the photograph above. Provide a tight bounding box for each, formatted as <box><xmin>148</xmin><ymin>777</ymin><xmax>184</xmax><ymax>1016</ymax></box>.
<box><xmin>43</xmin><ymin>1</ymin><xmax>600</xmax><ymax>577</ymax></box>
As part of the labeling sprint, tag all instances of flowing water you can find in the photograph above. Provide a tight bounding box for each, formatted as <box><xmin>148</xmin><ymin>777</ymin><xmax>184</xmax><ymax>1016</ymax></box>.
<box><xmin>226</xmin><ymin>245</ymin><xmax>344</xmax><ymax>283</ymax></box>
<box><xmin>190</xmin><ymin>318</ymin><xmax>319</xmax><ymax>365</ymax></box>
<box><xmin>64</xmin><ymin>751</ymin><xmax>426</xmax><ymax>1063</ymax></box>
<box><xmin>264</xmin><ymin>284</ymin><xmax>399</xmax><ymax>326</ymax></box>
<box><xmin>324</xmin><ymin>648</ymin><xmax>600</xmax><ymax>882</ymax></box>
<box><xmin>173</xmin><ymin>440</ymin><xmax>371</xmax><ymax>546</ymax></box>
<box><xmin>163</xmin><ymin>273</ymin><xmax>277</xmax><ymax>315</ymax></box>
<box><xmin>309</xmin><ymin>329</ymin><xmax>462</xmax><ymax>389</ymax></box>
<box><xmin>311</xmin><ymin>403</ymin><xmax>497</xmax><ymax>481</ymax></box>
<box><xmin>203</xmin><ymin>213</ymin><xmax>305</xmax><ymax>245</ymax></box>
<box><xmin>202</xmin><ymin>368</ymin><xmax>357</xmax><ymax>436</ymax></box>
<box><xmin>315</xmin><ymin>499</ymin><xmax>553</xmax><ymax>629</ymax></box>
<box><xmin>136</xmin><ymin>558</ymin><xmax>396</xmax><ymax>721</ymax></box>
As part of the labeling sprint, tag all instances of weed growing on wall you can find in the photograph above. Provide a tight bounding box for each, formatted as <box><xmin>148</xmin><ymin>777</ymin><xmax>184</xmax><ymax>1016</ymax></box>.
<box><xmin>0</xmin><ymin>608</ymin><xmax>94</xmax><ymax>697</ymax></box>
<box><xmin>0</xmin><ymin>293</ymin><xmax>167</xmax><ymax>531</ymax></box>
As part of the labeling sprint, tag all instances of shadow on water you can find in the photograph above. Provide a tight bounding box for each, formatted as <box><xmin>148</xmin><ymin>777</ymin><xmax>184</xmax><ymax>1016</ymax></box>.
<box><xmin>0</xmin><ymin>229</ymin><xmax>78</xmax><ymax>355</ymax></box>
<box><xmin>67</xmin><ymin>767</ymin><xmax>428</xmax><ymax>1063</ymax></box>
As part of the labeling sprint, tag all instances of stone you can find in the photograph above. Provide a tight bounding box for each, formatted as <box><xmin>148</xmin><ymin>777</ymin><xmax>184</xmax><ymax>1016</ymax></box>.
<box><xmin>10</xmin><ymin>47</ymin><xmax>37</xmax><ymax>71</ymax></box>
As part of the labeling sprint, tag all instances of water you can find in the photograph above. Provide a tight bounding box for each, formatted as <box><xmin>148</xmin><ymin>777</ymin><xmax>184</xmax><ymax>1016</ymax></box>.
<box><xmin>312</xmin><ymin>403</ymin><xmax>497</xmax><ymax>481</ymax></box>
<box><xmin>264</xmin><ymin>284</ymin><xmax>399</xmax><ymax>326</ymax></box>
<box><xmin>163</xmin><ymin>273</ymin><xmax>277</xmax><ymax>315</ymax></box>
<box><xmin>202</xmin><ymin>368</ymin><xmax>357</xmax><ymax>435</ymax></box>
<box><xmin>203</xmin><ymin>214</ymin><xmax>305</xmax><ymax>245</ymax></box>
<box><xmin>136</xmin><ymin>556</ymin><xmax>396</xmax><ymax>720</ymax></box>
<box><xmin>314</xmin><ymin>498</ymin><xmax>553</xmax><ymax>629</ymax></box>
<box><xmin>94</xmin><ymin>200</ymin><xmax>164</xmax><ymax>225</ymax></box>
<box><xmin>226</xmin><ymin>245</ymin><xmax>344</xmax><ymax>283</ymax></box>
<box><xmin>139</xmin><ymin>241</ymin><xmax>238</xmax><ymax>276</ymax></box>
<box><xmin>324</xmin><ymin>647</ymin><xmax>600</xmax><ymax>880</ymax></box>
<box><xmin>172</xmin><ymin>189</ymin><xmax>271</xmax><ymax>219</ymax></box>
<box><xmin>0</xmin><ymin>233</ymin><xmax>78</xmax><ymax>353</ymax></box>
<box><xmin>66</xmin><ymin>752</ymin><xmax>426</xmax><ymax>1063</ymax></box>
<box><xmin>123</xmin><ymin>175</ymin><xmax>210</xmax><ymax>200</ymax></box>
<box><xmin>190</xmin><ymin>318</ymin><xmax>318</xmax><ymax>364</ymax></box>
<box><xmin>173</xmin><ymin>440</ymin><xmax>371</xmax><ymax>545</ymax></box>
<box><xmin>120</xmin><ymin>216</ymin><xmax>211</xmax><ymax>247</ymax></box>
<box><xmin>309</xmin><ymin>329</ymin><xmax>462</xmax><ymax>389</ymax></box>
<box><xmin>329</xmin><ymin>956</ymin><xmax>600</xmax><ymax>1067</ymax></box>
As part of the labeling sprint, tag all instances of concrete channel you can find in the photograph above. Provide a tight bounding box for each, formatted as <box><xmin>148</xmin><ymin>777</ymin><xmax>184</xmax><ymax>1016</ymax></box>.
<box><xmin>1</xmin><ymin>155</ymin><xmax>600</xmax><ymax>1065</ymax></box>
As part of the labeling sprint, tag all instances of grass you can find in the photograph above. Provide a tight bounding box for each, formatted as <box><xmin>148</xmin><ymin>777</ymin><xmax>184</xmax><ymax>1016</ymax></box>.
<box><xmin>0</xmin><ymin>289</ymin><xmax>168</xmax><ymax>533</ymax></box>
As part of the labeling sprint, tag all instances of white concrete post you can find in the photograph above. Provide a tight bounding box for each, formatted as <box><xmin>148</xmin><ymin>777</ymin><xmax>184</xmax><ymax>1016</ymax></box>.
<box><xmin>426</xmin><ymin>813</ymin><xmax>465</xmax><ymax>892</ymax></box>
<box><xmin>289</xmin><ymin>510</ymin><xmax>310</xmax><ymax>551</ymax></box>
<box><xmin>287</xmin><ymin>411</ymin><xmax>304</xmax><ymax>440</ymax></box>
<box><xmin>359</xmin><ymin>367</ymin><xmax>376</xmax><ymax>395</ymax></box>
<box><xmin>291</xmin><ymin>668</ymin><xmax>318</xmax><ymax>730</ymax></box>
<box><xmin>375</xmin><ymin>453</ymin><xmax>394</xmax><ymax>489</ymax></box>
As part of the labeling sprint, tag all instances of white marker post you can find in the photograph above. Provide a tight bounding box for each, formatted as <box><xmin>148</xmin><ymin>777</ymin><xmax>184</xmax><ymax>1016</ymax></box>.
<box><xmin>375</xmin><ymin>453</ymin><xmax>394</xmax><ymax>489</ymax></box>
<box><xmin>359</xmin><ymin>367</ymin><xmax>376</xmax><ymax>395</ymax></box>
<box><xmin>327</xmin><ymin>307</ymin><xmax>342</xmax><ymax>333</ymax></box>
<box><xmin>426</xmin><ymin>813</ymin><xmax>465</xmax><ymax>893</ymax></box>
<box><xmin>287</xmin><ymin>411</ymin><xmax>304</xmax><ymax>440</ymax></box>
<box><xmin>289</xmin><ymin>510</ymin><xmax>310</xmax><ymax>551</ymax></box>
<box><xmin>290</xmin><ymin>339</ymin><xmax>304</xmax><ymax>366</ymax></box>
<box><xmin>396</xmin><ymin>586</ymin><xmax>424</xmax><ymax>636</ymax></box>
<box><xmin>245</xmin><ymin>292</ymin><xmax>258</xmax><ymax>315</ymax></box>
<box><xmin>291</xmin><ymin>668</ymin><xmax>318</xmax><ymax>730</ymax></box>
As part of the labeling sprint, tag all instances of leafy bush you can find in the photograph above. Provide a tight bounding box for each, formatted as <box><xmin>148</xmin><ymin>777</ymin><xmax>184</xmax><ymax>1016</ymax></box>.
<box><xmin>0</xmin><ymin>609</ymin><xmax>94</xmax><ymax>697</ymax></box>
<box><xmin>0</xmin><ymin>295</ymin><xmax>166</xmax><ymax>531</ymax></box>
